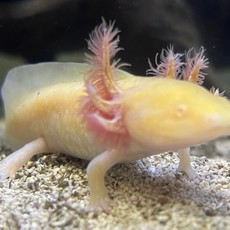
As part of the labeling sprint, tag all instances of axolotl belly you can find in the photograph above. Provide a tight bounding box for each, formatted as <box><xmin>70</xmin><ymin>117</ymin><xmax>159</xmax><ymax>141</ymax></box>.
<box><xmin>1</xmin><ymin>21</ymin><xmax>230</xmax><ymax>211</ymax></box>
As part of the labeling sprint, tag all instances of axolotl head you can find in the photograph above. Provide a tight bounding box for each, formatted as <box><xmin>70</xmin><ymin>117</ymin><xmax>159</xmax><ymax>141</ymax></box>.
<box><xmin>80</xmin><ymin>21</ymin><xmax>230</xmax><ymax>154</ymax></box>
<box><xmin>122</xmin><ymin>77</ymin><xmax>230</xmax><ymax>151</ymax></box>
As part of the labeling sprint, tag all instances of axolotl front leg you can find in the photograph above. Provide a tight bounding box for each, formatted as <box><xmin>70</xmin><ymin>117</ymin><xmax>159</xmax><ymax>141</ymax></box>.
<box><xmin>87</xmin><ymin>149</ymin><xmax>125</xmax><ymax>211</ymax></box>
<box><xmin>0</xmin><ymin>137</ymin><xmax>49</xmax><ymax>180</ymax></box>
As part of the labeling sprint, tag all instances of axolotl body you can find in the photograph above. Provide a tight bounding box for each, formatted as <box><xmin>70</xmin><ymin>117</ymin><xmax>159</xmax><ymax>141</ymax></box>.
<box><xmin>1</xmin><ymin>21</ymin><xmax>230</xmax><ymax>211</ymax></box>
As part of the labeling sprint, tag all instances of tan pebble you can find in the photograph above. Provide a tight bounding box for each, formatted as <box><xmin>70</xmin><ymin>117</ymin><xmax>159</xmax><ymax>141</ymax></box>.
<box><xmin>50</xmin><ymin>216</ymin><xmax>74</xmax><ymax>227</ymax></box>
<box><xmin>27</xmin><ymin>161</ymin><xmax>34</xmax><ymax>168</ymax></box>
<box><xmin>200</xmin><ymin>180</ymin><xmax>209</xmax><ymax>188</ymax></box>
<box><xmin>44</xmin><ymin>200</ymin><xmax>55</xmax><ymax>209</ymax></box>
<box><xmin>88</xmin><ymin>211</ymin><xmax>100</xmax><ymax>219</ymax></box>
<box><xmin>31</xmin><ymin>222</ymin><xmax>40</xmax><ymax>229</ymax></box>
<box><xmin>158</xmin><ymin>195</ymin><xmax>169</xmax><ymax>205</ymax></box>
<box><xmin>130</xmin><ymin>194</ymin><xmax>138</xmax><ymax>202</ymax></box>
<box><xmin>156</xmin><ymin>214</ymin><xmax>169</xmax><ymax>224</ymax></box>
<box><xmin>36</xmin><ymin>165</ymin><xmax>44</xmax><ymax>173</ymax></box>
<box><xmin>223</xmin><ymin>184</ymin><xmax>230</xmax><ymax>189</ymax></box>
<box><xmin>215</xmin><ymin>183</ymin><xmax>222</xmax><ymax>189</ymax></box>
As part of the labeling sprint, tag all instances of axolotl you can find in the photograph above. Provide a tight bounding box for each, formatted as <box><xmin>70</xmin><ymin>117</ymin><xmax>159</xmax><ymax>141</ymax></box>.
<box><xmin>0</xmin><ymin>21</ymin><xmax>230</xmax><ymax>211</ymax></box>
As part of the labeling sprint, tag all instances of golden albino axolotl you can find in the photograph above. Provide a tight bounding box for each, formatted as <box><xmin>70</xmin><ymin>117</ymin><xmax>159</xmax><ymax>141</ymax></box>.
<box><xmin>0</xmin><ymin>21</ymin><xmax>230</xmax><ymax>211</ymax></box>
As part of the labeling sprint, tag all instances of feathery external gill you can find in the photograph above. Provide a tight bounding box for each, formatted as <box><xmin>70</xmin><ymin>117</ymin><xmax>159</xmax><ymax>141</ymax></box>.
<box><xmin>79</xmin><ymin>21</ymin><xmax>129</xmax><ymax>148</ymax></box>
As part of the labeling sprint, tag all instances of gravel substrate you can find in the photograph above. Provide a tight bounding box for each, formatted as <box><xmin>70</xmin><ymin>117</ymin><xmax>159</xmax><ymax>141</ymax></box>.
<box><xmin>0</xmin><ymin>138</ymin><xmax>230</xmax><ymax>229</ymax></box>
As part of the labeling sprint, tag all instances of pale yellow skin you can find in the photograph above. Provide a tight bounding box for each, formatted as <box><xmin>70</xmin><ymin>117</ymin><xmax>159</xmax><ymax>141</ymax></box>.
<box><xmin>1</xmin><ymin>62</ymin><xmax>230</xmax><ymax>211</ymax></box>
<box><xmin>6</xmin><ymin>82</ymin><xmax>101</xmax><ymax>159</ymax></box>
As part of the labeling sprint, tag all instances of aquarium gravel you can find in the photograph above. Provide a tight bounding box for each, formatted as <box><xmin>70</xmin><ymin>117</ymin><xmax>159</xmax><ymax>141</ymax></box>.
<box><xmin>0</xmin><ymin>139</ymin><xmax>230</xmax><ymax>229</ymax></box>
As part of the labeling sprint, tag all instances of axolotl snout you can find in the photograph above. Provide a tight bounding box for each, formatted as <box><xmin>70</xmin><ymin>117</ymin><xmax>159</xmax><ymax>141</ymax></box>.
<box><xmin>0</xmin><ymin>21</ymin><xmax>230</xmax><ymax>211</ymax></box>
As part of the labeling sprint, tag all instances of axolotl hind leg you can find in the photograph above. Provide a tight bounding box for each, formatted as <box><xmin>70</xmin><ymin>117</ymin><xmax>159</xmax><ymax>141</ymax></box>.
<box><xmin>0</xmin><ymin>137</ymin><xmax>49</xmax><ymax>181</ymax></box>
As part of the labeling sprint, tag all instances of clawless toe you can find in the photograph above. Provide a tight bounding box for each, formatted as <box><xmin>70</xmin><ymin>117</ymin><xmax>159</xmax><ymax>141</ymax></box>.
<box><xmin>88</xmin><ymin>196</ymin><xmax>112</xmax><ymax>213</ymax></box>
<box><xmin>0</xmin><ymin>162</ymin><xmax>16</xmax><ymax>181</ymax></box>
